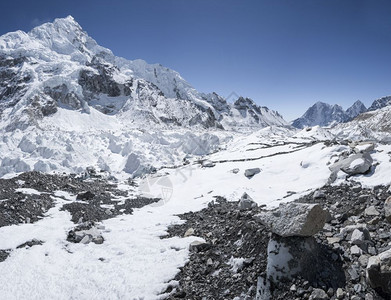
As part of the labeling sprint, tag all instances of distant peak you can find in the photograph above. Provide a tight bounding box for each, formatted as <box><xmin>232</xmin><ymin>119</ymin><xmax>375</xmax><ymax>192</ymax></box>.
<box><xmin>53</xmin><ymin>15</ymin><xmax>81</xmax><ymax>28</ymax></box>
<box><xmin>314</xmin><ymin>101</ymin><xmax>329</xmax><ymax>107</ymax></box>
<box><xmin>30</xmin><ymin>15</ymin><xmax>82</xmax><ymax>34</ymax></box>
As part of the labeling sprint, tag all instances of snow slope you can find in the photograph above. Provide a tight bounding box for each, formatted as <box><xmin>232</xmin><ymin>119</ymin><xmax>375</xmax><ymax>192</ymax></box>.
<box><xmin>0</xmin><ymin>130</ymin><xmax>357</xmax><ymax>299</ymax></box>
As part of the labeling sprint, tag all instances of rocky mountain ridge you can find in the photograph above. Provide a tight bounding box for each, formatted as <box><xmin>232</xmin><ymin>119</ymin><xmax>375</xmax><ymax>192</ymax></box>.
<box><xmin>292</xmin><ymin>101</ymin><xmax>367</xmax><ymax>129</ymax></box>
<box><xmin>0</xmin><ymin>16</ymin><xmax>287</xmax><ymax>132</ymax></box>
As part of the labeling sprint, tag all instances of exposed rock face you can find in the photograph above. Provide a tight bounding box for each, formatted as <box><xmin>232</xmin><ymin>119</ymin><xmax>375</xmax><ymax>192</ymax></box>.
<box><xmin>367</xmin><ymin>248</ymin><xmax>391</xmax><ymax>297</ymax></box>
<box><xmin>254</xmin><ymin>203</ymin><xmax>328</xmax><ymax>237</ymax></box>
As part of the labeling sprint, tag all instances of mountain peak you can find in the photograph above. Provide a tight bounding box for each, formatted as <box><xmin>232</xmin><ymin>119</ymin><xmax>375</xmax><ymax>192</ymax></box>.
<box><xmin>292</xmin><ymin>100</ymin><xmax>367</xmax><ymax>129</ymax></box>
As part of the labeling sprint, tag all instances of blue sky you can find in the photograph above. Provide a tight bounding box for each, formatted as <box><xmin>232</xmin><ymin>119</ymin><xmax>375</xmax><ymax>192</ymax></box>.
<box><xmin>1</xmin><ymin>0</ymin><xmax>390</xmax><ymax>121</ymax></box>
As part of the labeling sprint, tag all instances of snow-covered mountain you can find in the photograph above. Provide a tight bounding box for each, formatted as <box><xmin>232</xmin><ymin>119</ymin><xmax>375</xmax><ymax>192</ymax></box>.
<box><xmin>345</xmin><ymin>100</ymin><xmax>367</xmax><ymax>119</ymax></box>
<box><xmin>367</xmin><ymin>95</ymin><xmax>391</xmax><ymax>111</ymax></box>
<box><xmin>0</xmin><ymin>16</ymin><xmax>289</xmax><ymax>177</ymax></box>
<box><xmin>0</xmin><ymin>16</ymin><xmax>286</xmax><ymax>132</ymax></box>
<box><xmin>291</xmin><ymin>100</ymin><xmax>366</xmax><ymax>129</ymax></box>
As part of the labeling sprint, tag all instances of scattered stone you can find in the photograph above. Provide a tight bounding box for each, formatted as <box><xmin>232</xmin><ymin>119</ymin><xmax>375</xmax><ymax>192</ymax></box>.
<box><xmin>0</xmin><ymin>250</ymin><xmax>10</xmax><ymax>262</ymax></box>
<box><xmin>80</xmin><ymin>235</ymin><xmax>91</xmax><ymax>244</ymax></box>
<box><xmin>365</xmin><ymin>206</ymin><xmax>380</xmax><ymax>217</ymax></box>
<box><xmin>255</xmin><ymin>202</ymin><xmax>328</xmax><ymax>237</ymax></box>
<box><xmin>359</xmin><ymin>255</ymin><xmax>369</xmax><ymax>267</ymax></box>
<box><xmin>201</xmin><ymin>160</ymin><xmax>215</xmax><ymax>168</ymax></box>
<box><xmin>309</xmin><ymin>288</ymin><xmax>329</xmax><ymax>300</ymax></box>
<box><xmin>313</xmin><ymin>190</ymin><xmax>326</xmax><ymax>200</ymax></box>
<box><xmin>184</xmin><ymin>228</ymin><xmax>194</xmax><ymax>237</ymax></box>
<box><xmin>336</xmin><ymin>288</ymin><xmax>344</xmax><ymax>299</ymax></box>
<box><xmin>232</xmin><ymin>168</ymin><xmax>240</xmax><ymax>174</ymax></box>
<box><xmin>238</xmin><ymin>193</ymin><xmax>257</xmax><ymax>211</ymax></box>
<box><xmin>365</xmin><ymin>293</ymin><xmax>374</xmax><ymax>300</ymax></box>
<box><xmin>189</xmin><ymin>240</ymin><xmax>211</xmax><ymax>252</ymax></box>
<box><xmin>351</xmin><ymin>245</ymin><xmax>362</xmax><ymax>256</ymax></box>
<box><xmin>244</xmin><ymin>168</ymin><xmax>261</xmax><ymax>178</ymax></box>
<box><xmin>76</xmin><ymin>191</ymin><xmax>95</xmax><ymax>200</ymax></box>
<box><xmin>327</xmin><ymin>237</ymin><xmax>341</xmax><ymax>244</ymax></box>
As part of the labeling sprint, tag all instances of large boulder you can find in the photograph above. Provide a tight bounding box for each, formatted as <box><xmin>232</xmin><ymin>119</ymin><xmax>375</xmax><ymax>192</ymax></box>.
<box><xmin>331</xmin><ymin>153</ymin><xmax>373</xmax><ymax>176</ymax></box>
<box><xmin>366</xmin><ymin>248</ymin><xmax>391</xmax><ymax>297</ymax></box>
<box><xmin>254</xmin><ymin>202</ymin><xmax>328</xmax><ymax>237</ymax></box>
<box><xmin>328</xmin><ymin>152</ymin><xmax>373</xmax><ymax>183</ymax></box>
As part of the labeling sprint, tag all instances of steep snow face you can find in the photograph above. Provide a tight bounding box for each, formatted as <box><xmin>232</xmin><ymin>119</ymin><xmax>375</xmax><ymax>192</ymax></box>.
<box><xmin>292</xmin><ymin>101</ymin><xmax>367</xmax><ymax>129</ymax></box>
<box><xmin>0</xmin><ymin>16</ymin><xmax>287</xmax><ymax>132</ymax></box>
<box><xmin>0</xmin><ymin>16</ymin><xmax>222</xmax><ymax>130</ymax></box>
<box><xmin>367</xmin><ymin>95</ymin><xmax>391</xmax><ymax>111</ymax></box>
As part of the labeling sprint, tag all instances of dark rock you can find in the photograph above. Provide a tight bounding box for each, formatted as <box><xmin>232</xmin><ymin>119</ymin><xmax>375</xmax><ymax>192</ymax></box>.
<box><xmin>244</xmin><ymin>168</ymin><xmax>261</xmax><ymax>178</ymax></box>
<box><xmin>76</xmin><ymin>191</ymin><xmax>95</xmax><ymax>200</ymax></box>
<box><xmin>238</xmin><ymin>192</ymin><xmax>257</xmax><ymax>211</ymax></box>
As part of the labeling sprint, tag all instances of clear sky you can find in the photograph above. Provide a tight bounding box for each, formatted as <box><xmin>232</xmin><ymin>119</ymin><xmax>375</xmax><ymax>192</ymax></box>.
<box><xmin>1</xmin><ymin>0</ymin><xmax>390</xmax><ymax>121</ymax></box>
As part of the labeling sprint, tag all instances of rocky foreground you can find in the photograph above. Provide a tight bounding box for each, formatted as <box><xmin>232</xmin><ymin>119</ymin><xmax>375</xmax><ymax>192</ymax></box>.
<box><xmin>1</xmin><ymin>144</ymin><xmax>391</xmax><ymax>300</ymax></box>
<box><xmin>164</xmin><ymin>182</ymin><xmax>391</xmax><ymax>300</ymax></box>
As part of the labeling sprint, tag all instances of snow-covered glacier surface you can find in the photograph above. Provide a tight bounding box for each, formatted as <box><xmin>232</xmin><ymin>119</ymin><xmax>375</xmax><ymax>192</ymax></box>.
<box><xmin>0</xmin><ymin>128</ymin><xmax>351</xmax><ymax>299</ymax></box>
<box><xmin>0</xmin><ymin>106</ymin><xmax>231</xmax><ymax>178</ymax></box>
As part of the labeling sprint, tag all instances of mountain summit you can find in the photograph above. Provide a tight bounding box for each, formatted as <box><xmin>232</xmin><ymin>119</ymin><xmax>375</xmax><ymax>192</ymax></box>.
<box><xmin>0</xmin><ymin>16</ymin><xmax>287</xmax><ymax>131</ymax></box>
<box><xmin>291</xmin><ymin>101</ymin><xmax>367</xmax><ymax>129</ymax></box>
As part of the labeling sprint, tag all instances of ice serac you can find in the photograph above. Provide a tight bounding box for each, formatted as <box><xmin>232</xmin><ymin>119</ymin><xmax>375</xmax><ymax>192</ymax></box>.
<box><xmin>0</xmin><ymin>16</ymin><xmax>287</xmax><ymax>132</ymax></box>
<box><xmin>292</xmin><ymin>101</ymin><xmax>367</xmax><ymax>129</ymax></box>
